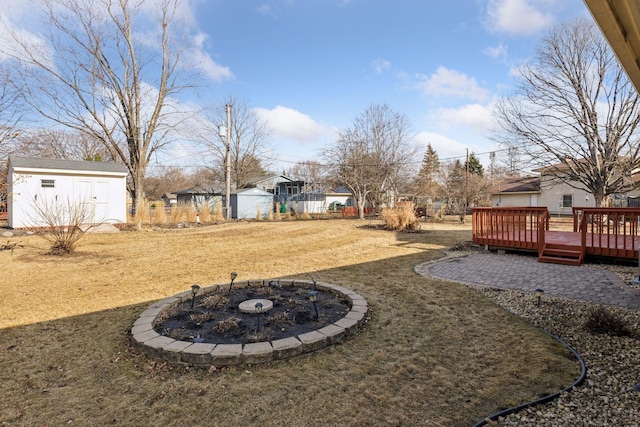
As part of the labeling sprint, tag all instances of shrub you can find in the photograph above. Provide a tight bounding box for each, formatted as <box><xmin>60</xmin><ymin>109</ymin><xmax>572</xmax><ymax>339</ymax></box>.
<box><xmin>213</xmin><ymin>200</ymin><xmax>224</xmax><ymax>222</ymax></box>
<box><xmin>199</xmin><ymin>206</ymin><xmax>212</xmax><ymax>223</ymax></box>
<box><xmin>28</xmin><ymin>197</ymin><xmax>96</xmax><ymax>255</ymax></box>
<box><xmin>189</xmin><ymin>312</ymin><xmax>216</xmax><ymax>324</ymax></box>
<box><xmin>583</xmin><ymin>306</ymin><xmax>633</xmax><ymax>337</ymax></box>
<box><xmin>185</xmin><ymin>205</ymin><xmax>197</xmax><ymax>222</ymax></box>
<box><xmin>171</xmin><ymin>204</ymin><xmax>187</xmax><ymax>222</ymax></box>
<box><xmin>256</xmin><ymin>205</ymin><xmax>262</xmax><ymax>221</ymax></box>
<box><xmin>213</xmin><ymin>317</ymin><xmax>242</xmax><ymax>333</ymax></box>
<box><xmin>274</xmin><ymin>203</ymin><xmax>282</xmax><ymax>220</ymax></box>
<box><xmin>151</xmin><ymin>202</ymin><xmax>167</xmax><ymax>224</ymax></box>
<box><xmin>201</xmin><ymin>294</ymin><xmax>228</xmax><ymax>309</ymax></box>
<box><xmin>381</xmin><ymin>201</ymin><xmax>420</xmax><ymax>231</ymax></box>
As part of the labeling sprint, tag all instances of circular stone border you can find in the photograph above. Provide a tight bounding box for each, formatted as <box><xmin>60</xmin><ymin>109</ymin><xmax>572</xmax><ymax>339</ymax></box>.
<box><xmin>130</xmin><ymin>279</ymin><xmax>368</xmax><ymax>368</ymax></box>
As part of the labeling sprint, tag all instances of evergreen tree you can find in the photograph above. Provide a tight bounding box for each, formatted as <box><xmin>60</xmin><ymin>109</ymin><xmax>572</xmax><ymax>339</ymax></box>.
<box><xmin>464</xmin><ymin>152</ymin><xmax>484</xmax><ymax>176</ymax></box>
<box><xmin>416</xmin><ymin>144</ymin><xmax>440</xmax><ymax>204</ymax></box>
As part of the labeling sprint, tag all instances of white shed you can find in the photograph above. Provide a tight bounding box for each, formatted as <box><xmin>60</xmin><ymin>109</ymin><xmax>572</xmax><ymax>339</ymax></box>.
<box><xmin>7</xmin><ymin>156</ymin><xmax>129</xmax><ymax>228</ymax></box>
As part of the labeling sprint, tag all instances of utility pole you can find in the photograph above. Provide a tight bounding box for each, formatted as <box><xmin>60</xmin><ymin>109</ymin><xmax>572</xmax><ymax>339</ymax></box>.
<box><xmin>465</xmin><ymin>148</ymin><xmax>469</xmax><ymax>211</ymax></box>
<box><xmin>225</xmin><ymin>104</ymin><xmax>232</xmax><ymax>220</ymax></box>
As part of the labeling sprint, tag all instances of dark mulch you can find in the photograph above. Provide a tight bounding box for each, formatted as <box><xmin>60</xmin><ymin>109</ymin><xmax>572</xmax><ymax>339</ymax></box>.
<box><xmin>154</xmin><ymin>282</ymin><xmax>351</xmax><ymax>345</ymax></box>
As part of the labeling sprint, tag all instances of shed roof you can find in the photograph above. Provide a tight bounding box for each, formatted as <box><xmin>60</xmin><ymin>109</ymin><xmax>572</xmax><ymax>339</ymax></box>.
<box><xmin>491</xmin><ymin>176</ymin><xmax>540</xmax><ymax>194</ymax></box>
<box><xmin>9</xmin><ymin>156</ymin><xmax>129</xmax><ymax>174</ymax></box>
<box><xmin>231</xmin><ymin>187</ymin><xmax>273</xmax><ymax>196</ymax></box>
<box><xmin>174</xmin><ymin>186</ymin><xmax>222</xmax><ymax>195</ymax></box>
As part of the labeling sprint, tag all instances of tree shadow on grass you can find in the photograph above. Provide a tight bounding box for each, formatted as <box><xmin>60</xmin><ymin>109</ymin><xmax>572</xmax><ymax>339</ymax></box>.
<box><xmin>0</xmin><ymin>249</ymin><xmax>578</xmax><ymax>427</ymax></box>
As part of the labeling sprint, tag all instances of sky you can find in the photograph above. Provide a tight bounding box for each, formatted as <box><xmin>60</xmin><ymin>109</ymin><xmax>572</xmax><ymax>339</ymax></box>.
<box><xmin>1</xmin><ymin>0</ymin><xmax>592</xmax><ymax>173</ymax></box>
<box><xmin>187</xmin><ymin>0</ymin><xmax>590</xmax><ymax>172</ymax></box>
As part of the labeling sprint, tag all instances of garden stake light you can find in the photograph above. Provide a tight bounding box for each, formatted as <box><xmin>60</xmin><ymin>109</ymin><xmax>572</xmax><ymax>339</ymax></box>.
<box><xmin>309</xmin><ymin>290</ymin><xmax>319</xmax><ymax>319</ymax></box>
<box><xmin>190</xmin><ymin>284</ymin><xmax>200</xmax><ymax>309</ymax></box>
<box><xmin>255</xmin><ymin>302</ymin><xmax>263</xmax><ymax>331</ymax></box>
<box><xmin>535</xmin><ymin>288</ymin><xmax>544</xmax><ymax>307</ymax></box>
<box><xmin>229</xmin><ymin>271</ymin><xmax>238</xmax><ymax>293</ymax></box>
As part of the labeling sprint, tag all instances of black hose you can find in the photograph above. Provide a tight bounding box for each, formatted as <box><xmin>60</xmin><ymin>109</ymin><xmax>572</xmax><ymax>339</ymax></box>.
<box><xmin>471</xmin><ymin>333</ymin><xmax>586</xmax><ymax>427</ymax></box>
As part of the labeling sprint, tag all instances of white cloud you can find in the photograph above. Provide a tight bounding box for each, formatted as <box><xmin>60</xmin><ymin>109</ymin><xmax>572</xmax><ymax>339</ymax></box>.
<box><xmin>185</xmin><ymin>37</ymin><xmax>234</xmax><ymax>83</ymax></box>
<box><xmin>483</xmin><ymin>43</ymin><xmax>508</xmax><ymax>61</ymax></box>
<box><xmin>416</xmin><ymin>66</ymin><xmax>490</xmax><ymax>102</ymax></box>
<box><xmin>485</xmin><ymin>0</ymin><xmax>554</xmax><ymax>35</ymax></box>
<box><xmin>414</xmin><ymin>131</ymin><xmax>468</xmax><ymax>161</ymax></box>
<box><xmin>371</xmin><ymin>57</ymin><xmax>391</xmax><ymax>74</ymax></box>
<box><xmin>430</xmin><ymin>103</ymin><xmax>495</xmax><ymax>134</ymax></box>
<box><xmin>254</xmin><ymin>106</ymin><xmax>327</xmax><ymax>143</ymax></box>
<box><xmin>256</xmin><ymin>4</ymin><xmax>272</xmax><ymax>16</ymax></box>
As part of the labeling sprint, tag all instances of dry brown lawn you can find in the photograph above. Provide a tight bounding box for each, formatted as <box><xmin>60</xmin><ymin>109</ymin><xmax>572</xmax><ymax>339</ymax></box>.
<box><xmin>0</xmin><ymin>219</ymin><xmax>578</xmax><ymax>426</ymax></box>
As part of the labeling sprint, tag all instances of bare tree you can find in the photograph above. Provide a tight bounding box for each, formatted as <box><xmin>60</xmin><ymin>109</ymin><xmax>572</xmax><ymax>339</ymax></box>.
<box><xmin>203</xmin><ymin>97</ymin><xmax>271</xmax><ymax>189</ymax></box>
<box><xmin>287</xmin><ymin>160</ymin><xmax>325</xmax><ymax>191</ymax></box>
<box><xmin>494</xmin><ymin>18</ymin><xmax>640</xmax><ymax>206</ymax></box>
<box><xmin>11</xmin><ymin>129</ymin><xmax>115</xmax><ymax>161</ymax></box>
<box><xmin>0</xmin><ymin>64</ymin><xmax>22</xmax><ymax>158</ymax></box>
<box><xmin>1</xmin><ymin>0</ymin><xmax>200</xmax><ymax>224</ymax></box>
<box><xmin>323</xmin><ymin>104</ymin><xmax>417</xmax><ymax>219</ymax></box>
<box><xmin>144</xmin><ymin>165</ymin><xmax>201</xmax><ymax>201</ymax></box>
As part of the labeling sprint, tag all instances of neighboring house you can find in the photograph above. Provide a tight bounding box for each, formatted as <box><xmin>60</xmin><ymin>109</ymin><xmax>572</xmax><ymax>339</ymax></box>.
<box><xmin>490</xmin><ymin>176</ymin><xmax>540</xmax><ymax>208</ymax></box>
<box><xmin>174</xmin><ymin>186</ymin><xmax>222</xmax><ymax>211</ymax></box>
<box><xmin>230</xmin><ymin>187</ymin><xmax>273</xmax><ymax>219</ymax></box>
<box><xmin>243</xmin><ymin>175</ymin><xmax>305</xmax><ymax>204</ymax></box>
<box><xmin>7</xmin><ymin>156</ymin><xmax>128</xmax><ymax>228</ymax></box>
<box><xmin>490</xmin><ymin>168</ymin><xmax>640</xmax><ymax>214</ymax></box>
<box><xmin>287</xmin><ymin>188</ymin><xmax>355</xmax><ymax>214</ymax></box>
<box><xmin>161</xmin><ymin>192</ymin><xmax>177</xmax><ymax>208</ymax></box>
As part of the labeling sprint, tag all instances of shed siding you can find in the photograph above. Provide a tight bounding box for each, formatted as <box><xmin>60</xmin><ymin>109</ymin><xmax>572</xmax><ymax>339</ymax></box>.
<box><xmin>8</xmin><ymin>164</ymin><xmax>127</xmax><ymax>228</ymax></box>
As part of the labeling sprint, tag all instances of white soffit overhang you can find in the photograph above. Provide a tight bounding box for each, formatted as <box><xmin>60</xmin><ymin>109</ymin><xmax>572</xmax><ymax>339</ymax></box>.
<box><xmin>584</xmin><ymin>0</ymin><xmax>640</xmax><ymax>92</ymax></box>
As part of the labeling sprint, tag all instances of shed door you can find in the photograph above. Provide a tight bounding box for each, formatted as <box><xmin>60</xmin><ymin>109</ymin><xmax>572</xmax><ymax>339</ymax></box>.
<box><xmin>95</xmin><ymin>180</ymin><xmax>109</xmax><ymax>222</ymax></box>
<box><xmin>75</xmin><ymin>178</ymin><xmax>111</xmax><ymax>223</ymax></box>
<box><xmin>75</xmin><ymin>179</ymin><xmax>95</xmax><ymax>222</ymax></box>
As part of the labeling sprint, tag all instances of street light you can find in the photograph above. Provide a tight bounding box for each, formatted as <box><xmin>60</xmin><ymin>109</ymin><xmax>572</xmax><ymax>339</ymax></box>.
<box><xmin>218</xmin><ymin>104</ymin><xmax>232</xmax><ymax>221</ymax></box>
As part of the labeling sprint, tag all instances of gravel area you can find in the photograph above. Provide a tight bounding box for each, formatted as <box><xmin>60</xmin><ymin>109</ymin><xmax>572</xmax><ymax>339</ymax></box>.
<box><xmin>446</xmin><ymin>249</ymin><xmax>640</xmax><ymax>426</ymax></box>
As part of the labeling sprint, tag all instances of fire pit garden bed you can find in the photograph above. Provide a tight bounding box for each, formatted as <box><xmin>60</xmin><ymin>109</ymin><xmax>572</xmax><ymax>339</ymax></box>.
<box><xmin>131</xmin><ymin>279</ymin><xmax>368</xmax><ymax>368</ymax></box>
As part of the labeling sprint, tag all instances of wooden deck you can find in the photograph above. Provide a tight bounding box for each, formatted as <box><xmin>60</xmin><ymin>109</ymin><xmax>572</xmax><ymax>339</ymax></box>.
<box><xmin>473</xmin><ymin>207</ymin><xmax>640</xmax><ymax>265</ymax></box>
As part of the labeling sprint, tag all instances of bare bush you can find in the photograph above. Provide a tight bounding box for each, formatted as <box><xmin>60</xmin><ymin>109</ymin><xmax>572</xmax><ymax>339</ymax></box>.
<box><xmin>583</xmin><ymin>306</ymin><xmax>633</xmax><ymax>337</ymax></box>
<box><xmin>28</xmin><ymin>197</ymin><xmax>96</xmax><ymax>254</ymax></box>
<box><xmin>381</xmin><ymin>202</ymin><xmax>420</xmax><ymax>231</ymax></box>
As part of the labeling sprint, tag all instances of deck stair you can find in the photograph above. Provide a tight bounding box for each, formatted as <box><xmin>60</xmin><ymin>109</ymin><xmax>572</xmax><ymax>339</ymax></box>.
<box><xmin>538</xmin><ymin>243</ymin><xmax>583</xmax><ymax>266</ymax></box>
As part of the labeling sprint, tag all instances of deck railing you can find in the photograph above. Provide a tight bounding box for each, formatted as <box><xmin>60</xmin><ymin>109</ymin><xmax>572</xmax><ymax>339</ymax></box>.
<box><xmin>472</xmin><ymin>207</ymin><xmax>549</xmax><ymax>249</ymax></box>
<box><xmin>573</xmin><ymin>207</ymin><xmax>640</xmax><ymax>258</ymax></box>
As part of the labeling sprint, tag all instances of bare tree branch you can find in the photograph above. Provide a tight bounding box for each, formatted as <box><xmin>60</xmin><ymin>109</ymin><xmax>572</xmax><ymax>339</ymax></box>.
<box><xmin>1</xmin><ymin>0</ymin><xmax>200</xmax><ymax>224</ymax></box>
<box><xmin>493</xmin><ymin>18</ymin><xmax>640</xmax><ymax>206</ymax></box>
<box><xmin>323</xmin><ymin>104</ymin><xmax>418</xmax><ymax>219</ymax></box>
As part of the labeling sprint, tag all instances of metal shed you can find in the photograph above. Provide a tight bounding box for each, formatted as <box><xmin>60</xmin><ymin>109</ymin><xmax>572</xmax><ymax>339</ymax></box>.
<box><xmin>230</xmin><ymin>187</ymin><xmax>273</xmax><ymax>219</ymax></box>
